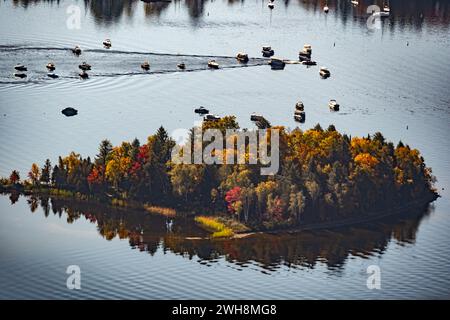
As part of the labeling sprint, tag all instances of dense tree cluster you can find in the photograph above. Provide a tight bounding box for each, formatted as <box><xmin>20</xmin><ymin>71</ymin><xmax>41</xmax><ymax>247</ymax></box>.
<box><xmin>1</xmin><ymin>118</ymin><xmax>437</xmax><ymax>230</ymax></box>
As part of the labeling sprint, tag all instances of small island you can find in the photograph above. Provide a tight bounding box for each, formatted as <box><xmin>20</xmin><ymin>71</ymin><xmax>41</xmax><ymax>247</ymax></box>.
<box><xmin>0</xmin><ymin>117</ymin><xmax>438</xmax><ymax>238</ymax></box>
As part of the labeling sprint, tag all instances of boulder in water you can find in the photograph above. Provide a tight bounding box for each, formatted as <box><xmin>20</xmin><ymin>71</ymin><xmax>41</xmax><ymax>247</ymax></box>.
<box><xmin>62</xmin><ymin>107</ymin><xmax>78</xmax><ymax>117</ymax></box>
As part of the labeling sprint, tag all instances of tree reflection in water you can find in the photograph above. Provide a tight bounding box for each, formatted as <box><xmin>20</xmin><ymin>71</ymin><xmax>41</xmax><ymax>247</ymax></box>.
<box><xmin>16</xmin><ymin>193</ymin><xmax>434</xmax><ymax>272</ymax></box>
<box><xmin>9</xmin><ymin>0</ymin><xmax>450</xmax><ymax>30</ymax></box>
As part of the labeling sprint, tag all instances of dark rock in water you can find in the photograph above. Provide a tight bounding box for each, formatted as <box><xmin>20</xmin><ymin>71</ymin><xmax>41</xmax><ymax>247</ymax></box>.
<box><xmin>62</xmin><ymin>107</ymin><xmax>78</xmax><ymax>117</ymax></box>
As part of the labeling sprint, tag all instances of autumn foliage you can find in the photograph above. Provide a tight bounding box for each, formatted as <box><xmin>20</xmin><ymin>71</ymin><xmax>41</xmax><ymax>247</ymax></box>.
<box><xmin>3</xmin><ymin>119</ymin><xmax>437</xmax><ymax>231</ymax></box>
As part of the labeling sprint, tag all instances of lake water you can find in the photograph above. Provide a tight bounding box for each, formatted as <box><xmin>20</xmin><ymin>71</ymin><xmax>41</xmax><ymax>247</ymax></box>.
<box><xmin>1</xmin><ymin>0</ymin><xmax>450</xmax><ymax>299</ymax></box>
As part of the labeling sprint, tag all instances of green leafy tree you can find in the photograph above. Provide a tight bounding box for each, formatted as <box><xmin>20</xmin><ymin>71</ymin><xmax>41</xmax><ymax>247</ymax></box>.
<box><xmin>288</xmin><ymin>191</ymin><xmax>306</xmax><ymax>222</ymax></box>
<box><xmin>169</xmin><ymin>164</ymin><xmax>204</xmax><ymax>201</ymax></box>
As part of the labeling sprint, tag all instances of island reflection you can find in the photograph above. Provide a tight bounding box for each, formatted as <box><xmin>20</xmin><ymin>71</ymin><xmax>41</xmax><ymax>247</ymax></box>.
<box><xmin>13</xmin><ymin>193</ymin><xmax>434</xmax><ymax>272</ymax></box>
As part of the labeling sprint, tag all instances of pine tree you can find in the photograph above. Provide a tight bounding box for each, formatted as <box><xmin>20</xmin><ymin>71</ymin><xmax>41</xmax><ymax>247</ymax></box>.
<box><xmin>96</xmin><ymin>139</ymin><xmax>113</xmax><ymax>166</ymax></box>
<box><xmin>40</xmin><ymin>159</ymin><xmax>52</xmax><ymax>185</ymax></box>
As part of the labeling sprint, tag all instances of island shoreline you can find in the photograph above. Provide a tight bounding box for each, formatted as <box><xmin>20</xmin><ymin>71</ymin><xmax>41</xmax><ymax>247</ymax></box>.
<box><xmin>0</xmin><ymin>187</ymin><xmax>438</xmax><ymax>239</ymax></box>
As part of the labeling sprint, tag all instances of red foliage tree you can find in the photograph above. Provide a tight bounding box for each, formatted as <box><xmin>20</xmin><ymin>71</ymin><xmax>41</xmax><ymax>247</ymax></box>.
<box><xmin>268</xmin><ymin>196</ymin><xmax>284</xmax><ymax>222</ymax></box>
<box><xmin>137</xmin><ymin>145</ymin><xmax>150</xmax><ymax>163</ymax></box>
<box><xmin>128</xmin><ymin>145</ymin><xmax>150</xmax><ymax>179</ymax></box>
<box><xmin>225</xmin><ymin>186</ymin><xmax>241</xmax><ymax>214</ymax></box>
<box><xmin>129</xmin><ymin>161</ymin><xmax>142</xmax><ymax>179</ymax></box>
<box><xmin>87</xmin><ymin>165</ymin><xmax>104</xmax><ymax>185</ymax></box>
<box><xmin>9</xmin><ymin>170</ymin><xmax>20</xmax><ymax>184</ymax></box>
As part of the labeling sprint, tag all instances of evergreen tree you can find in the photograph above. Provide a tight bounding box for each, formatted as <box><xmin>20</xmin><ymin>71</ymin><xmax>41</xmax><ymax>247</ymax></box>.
<box><xmin>96</xmin><ymin>139</ymin><xmax>113</xmax><ymax>166</ymax></box>
<box><xmin>40</xmin><ymin>159</ymin><xmax>52</xmax><ymax>185</ymax></box>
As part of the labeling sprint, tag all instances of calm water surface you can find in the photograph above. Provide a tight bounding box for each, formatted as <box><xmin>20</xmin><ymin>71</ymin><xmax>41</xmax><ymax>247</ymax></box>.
<box><xmin>0</xmin><ymin>0</ymin><xmax>450</xmax><ymax>299</ymax></box>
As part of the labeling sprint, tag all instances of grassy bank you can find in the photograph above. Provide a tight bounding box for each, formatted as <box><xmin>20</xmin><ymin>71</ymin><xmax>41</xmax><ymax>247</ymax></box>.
<box><xmin>194</xmin><ymin>216</ymin><xmax>235</xmax><ymax>238</ymax></box>
<box><xmin>144</xmin><ymin>205</ymin><xmax>176</xmax><ymax>217</ymax></box>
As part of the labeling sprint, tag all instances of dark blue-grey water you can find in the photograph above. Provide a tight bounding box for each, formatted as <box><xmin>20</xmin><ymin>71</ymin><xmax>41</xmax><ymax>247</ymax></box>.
<box><xmin>0</xmin><ymin>0</ymin><xmax>450</xmax><ymax>299</ymax></box>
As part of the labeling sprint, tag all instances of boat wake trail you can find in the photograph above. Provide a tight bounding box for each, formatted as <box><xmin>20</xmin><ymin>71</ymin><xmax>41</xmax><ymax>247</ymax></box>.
<box><xmin>0</xmin><ymin>46</ymin><xmax>268</xmax><ymax>84</ymax></box>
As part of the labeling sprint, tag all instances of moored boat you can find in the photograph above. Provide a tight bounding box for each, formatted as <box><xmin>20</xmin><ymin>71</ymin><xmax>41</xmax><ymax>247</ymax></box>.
<box><xmin>204</xmin><ymin>114</ymin><xmax>221</xmax><ymax>121</ymax></box>
<box><xmin>303</xmin><ymin>44</ymin><xmax>312</xmax><ymax>55</ymax></box>
<box><xmin>299</xmin><ymin>45</ymin><xmax>312</xmax><ymax>60</ymax></box>
<box><xmin>103</xmin><ymin>39</ymin><xmax>112</xmax><ymax>47</ymax></box>
<box><xmin>195</xmin><ymin>106</ymin><xmax>209</xmax><ymax>115</ymax></box>
<box><xmin>79</xmin><ymin>71</ymin><xmax>89</xmax><ymax>79</ymax></box>
<box><xmin>72</xmin><ymin>46</ymin><xmax>82</xmax><ymax>55</ymax></box>
<box><xmin>295</xmin><ymin>101</ymin><xmax>305</xmax><ymax>111</ymax></box>
<box><xmin>294</xmin><ymin>111</ymin><xmax>306</xmax><ymax>123</ymax></box>
<box><xmin>320</xmin><ymin>67</ymin><xmax>331</xmax><ymax>78</ymax></box>
<box><xmin>141</xmin><ymin>61</ymin><xmax>150</xmax><ymax>70</ymax></box>
<box><xmin>14</xmin><ymin>64</ymin><xmax>27</xmax><ymax>71</ymax></box>
<box><xmin>299</xmin><ymin>53</ymin><xmax>311</xmax><ymax>62</ymax></box>
<box><xmin>46</xmin><ymin>62</ymin><xmax>56</xmax><ymax>71</ymax></box>
<box><xmin>236</xmin><ymin>52</ymin><xmax>249</xmax><ymax>63</ymax></box>
<box><xmin>250</xmin><ymin>114</ymin><xmax>264</xmax><ymax>122</ymax></box>
<box><xmin>262</xmin><ymin>46</ymin><xmax>275</xmax><ymax>57</ymax></box>
<box><xmin>294</xmin><ymin>101</ymin><xmax>305</xmax><ymax>122</ymax></box>
<box><xmin>208</xmin><ymin>60</ymin><xmax>219</xmax><ymax>69</ymax></box>
<box><xmin>269</xmin><ymin>58</ymin><xmax>286</xmax><ymax>70</ymax></box>
<box><xmin>14</xmin><ymin>73</ymin><xmax>27</xmax><ymax>78</ymax></box>
<box><xmin>329</xmin><ymin>99</ymin><xmax>340</xmax><ymax>111</ymax></box>
<box><xmin>79</xmin><ymin>62</ymin><xmax>91</xmax><ymax>71</ymax></box>
<box><xmin>251</xmin><ymin>114</ymin><xmax>271</xmax><ymax>129</ymax></box>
